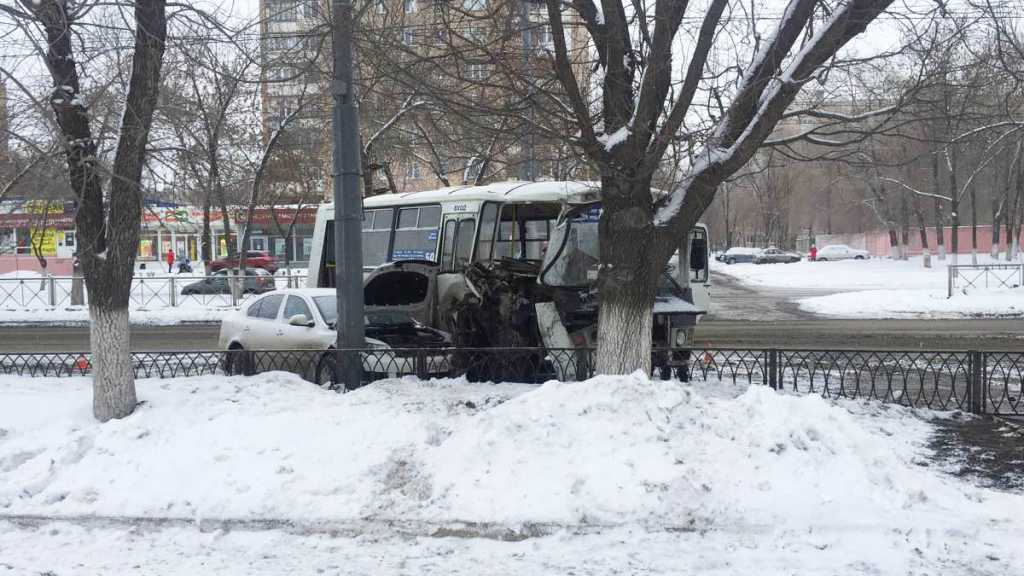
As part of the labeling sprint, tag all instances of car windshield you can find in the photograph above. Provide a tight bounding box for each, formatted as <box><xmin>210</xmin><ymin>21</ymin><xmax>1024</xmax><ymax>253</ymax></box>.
<box><xmin>313</xmin><ymin>296</ymin><xmax>415</xmax><ymax>328</ymax></box>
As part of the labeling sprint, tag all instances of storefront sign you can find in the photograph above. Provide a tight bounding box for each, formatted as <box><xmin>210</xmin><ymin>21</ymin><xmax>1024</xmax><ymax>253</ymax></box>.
<box><xmin>29</xmin><ymin>228</ymin><xmax>57</xmax><ymax>257</ymax></box>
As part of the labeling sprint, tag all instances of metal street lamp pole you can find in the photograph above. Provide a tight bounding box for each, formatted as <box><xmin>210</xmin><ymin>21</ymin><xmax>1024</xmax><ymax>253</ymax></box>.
<box><xmin>331</xmin><ymin>0</ymin><xmax>364</xmax><ymax>390</ymax></box>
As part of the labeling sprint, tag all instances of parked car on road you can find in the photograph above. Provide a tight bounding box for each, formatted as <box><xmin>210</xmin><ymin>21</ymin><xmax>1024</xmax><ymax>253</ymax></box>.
<box><xmin>218</xmin><ymin>288</ymin><xmax>451</xmax><ymax>386</ymax></box>
<box><xmin>754</xmin><ymin>247</ymin><xmax>802</xmax><ymax>264</ymax></box>
<box><xmin>815</xmin><ymin>244</ymin><xmax>870</xmax><ymax>261</ymax></box>
<box><xmin>208</xmin><ymin>250</ymin><xmax>280</xmax><ymax>274</ymax></box>
<box><xmin>181</xmin><ymin>268</ymin><xmax>275</xmax><ymax>295</ymax></box>
<box><xmin>718</xmin><ymin>247</ymin><xmax>763</xmax><ymax>264</ymax></box>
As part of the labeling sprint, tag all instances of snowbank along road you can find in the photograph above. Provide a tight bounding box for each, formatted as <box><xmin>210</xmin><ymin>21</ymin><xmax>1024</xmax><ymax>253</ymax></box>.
<box><xmin>1</xmin><ymin>372</ymin><xmax>1023</xmax><ymax>574</ymax></box>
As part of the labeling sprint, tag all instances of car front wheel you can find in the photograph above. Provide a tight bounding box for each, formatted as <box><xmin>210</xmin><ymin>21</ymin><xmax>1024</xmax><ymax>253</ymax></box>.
<box><xmin>726</xmin><ymin>258</ymin><xmax>736</xmax><ymax>265</ymax></box>
<box><xmin>854</xmin><ymin>255</ymin><xmax>865</xmax><ymax>260</ymax></box>
<box><xmin>222</xmin><ymin>344</ymin><xmax>252</xmax><ymax>376</ymax></box>
<box><xmin>315</xmin><ymin>351</ymin><xmax>340</xmax><ymax>391</ymax></box>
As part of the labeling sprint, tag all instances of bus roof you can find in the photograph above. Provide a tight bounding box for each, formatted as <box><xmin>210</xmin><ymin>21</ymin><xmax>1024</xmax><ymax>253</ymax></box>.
<box><xmin>319</xmin><ymin>181</ymin><xmax>601</xmax><ymax>212</ymax></box>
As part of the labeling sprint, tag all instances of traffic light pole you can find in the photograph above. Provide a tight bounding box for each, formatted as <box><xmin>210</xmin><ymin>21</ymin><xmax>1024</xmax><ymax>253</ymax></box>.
<box><xmin>331</xmin><ymin>0</ymin><xmax>365</xmax><ymax>390</ymax></box>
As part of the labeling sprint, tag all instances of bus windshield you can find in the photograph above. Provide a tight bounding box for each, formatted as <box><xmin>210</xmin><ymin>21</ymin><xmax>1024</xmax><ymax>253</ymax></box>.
<box><xmin>540</xmin><ymin>202</ymin><xmax>708</xmax><ymax>288</ymax></box>
<box><xmin>539</xmin><ymin>204</ymin><xmax>601</xmax><ymax>287</ymax></box>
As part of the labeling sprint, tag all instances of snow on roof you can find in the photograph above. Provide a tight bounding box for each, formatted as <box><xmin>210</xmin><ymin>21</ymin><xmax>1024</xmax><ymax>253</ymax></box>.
<box><xmin>321</xmin><ymin>181</ymin><xmax>602</xmax><ymax>211</ymax></box>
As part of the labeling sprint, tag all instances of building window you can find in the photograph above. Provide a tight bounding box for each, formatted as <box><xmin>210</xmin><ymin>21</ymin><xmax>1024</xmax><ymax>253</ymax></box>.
<box><xmin>404</xmin><ymin>0</ymin><xmax>416</xmax><ymax>12</ymax></box>
<box><xmin>464</xmin><ymin>156</ymin><xmax>483</xmax><ymax>182</ymax></box>
<box><xmin>433</xmin><ymin>29</ymin><xmax>447</xmax><ymax>45</ymax></box>
<box><xmin>302</xmin><ymin>0</ymin><xmax>321</xmax><ymax>19</ymax></box>
<box><xmin>463</xmin><ymin>26</ymin><xmax>485</xmax><ymax>43</ymax></box>
<box><xmin>406</xmin><ymin>161</ymin><xmax>422</xmax><ymax>179</ymax></box>
<box><xmin>465</xmin><ymin>63</ymin><xmax>489</xmax><ymax>81</ymax></box>
<box><xmin>401</xmin><ymin>28</ymin><xmax>415</xmax><ymax>46</ymax></box>
<box><xmin>536</xmin><ymin>24</ymin><xmax>552</xmax><ymax>49</ymax></box>
<box><xmin>268</xmin><ymin>0</ymin><xmax>299</xmax><ymax>22</ymax></box>
<box><xmin>462</xmin><ymin>0</ymin><xmax>486</xmax><ymax>11</ymax></box>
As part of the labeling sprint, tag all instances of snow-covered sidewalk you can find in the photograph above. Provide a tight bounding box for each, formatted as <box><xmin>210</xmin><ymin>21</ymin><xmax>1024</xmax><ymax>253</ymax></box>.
<box><xmin>0</xmin><ymin>269</ymin><xmax>308</xmax><ymax>325</ymax></box>
<box><xmin>1</xmin><ymin>372</ymin><xmax>1022</xmax><ymax>574</ymax></box>
<box><xmin>715</xmin><ymin>255</ymin><xmax>1024</xmax><ymax>318</ymax></box>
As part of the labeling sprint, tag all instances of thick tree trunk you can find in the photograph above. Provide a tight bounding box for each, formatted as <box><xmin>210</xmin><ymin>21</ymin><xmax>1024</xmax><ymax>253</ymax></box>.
<box><xmin>218</xmin><ymin>200</ymin><xmax>234</xmax><ymax>259</ymax></box>
<box><xmin>991</xmin><ymin>210</ymin><xmax>1002</xmax><ymax>259</ymax></box>
<box><xmin>948</xmin><ymin>149</ymin><xmax>959</xmax><ymax>264</ymax></box>
<box><xmin>887</xmin><ymin>228</ymin><xmax>899</xmax><ymax>259</ymax></box>
<box><xmin>596</xmin><ymin>289</ymin><xmax>654</xmax><ymax>375</ymax></box>
<box><xmin>31</xmin><ymin>0</ymin><xmax>167</xmax><ymax>421</ymax></box>
<box><xmin>595</xmin><ymin>178</ymin><xmax>657</xmax><ymax>376</ymax></box>
<box><xmin>911</xmin><ymin>194</ymin><xmax>930</xmax><ymax>267</ymax></box>
<box><xmin>1011</xmin><ymin>158</ymin><xmax>1024</xmax><ymax>261</ymax></box>
<box><xmin>900</xmin><ymin>192</ymin><xmax>910</xmax><ymax>260</ymax></box>
<box><xmin>90</xmin><ymin>307</ymin><xmax>135</xmax><ymax>421</ymax></box>
<box><xmin>71</xmin><ymin>257</ymin><xmax>85</xmax><ymax>305</ymax></box>
<box><xmin>969</xmin><ymin>184</ymin><xmax>978</xmax><ymax>265</ymax></box>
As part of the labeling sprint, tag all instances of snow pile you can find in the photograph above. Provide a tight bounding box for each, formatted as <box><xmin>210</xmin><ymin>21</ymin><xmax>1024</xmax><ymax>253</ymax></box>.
<box><xmin>800</xmin><ymin>287</ymin><xmax>1024</xmax><ymax>318</ymax></box>
<box><xmin>0</xmin><ymin>304</ymin><xmax>233</xmax><ymax>325</ymax></box>
<box><xmin>1</xmin><ymin>372</ymin><xmax>1019</xmax><ymax>535</ymax></box>
<box><xmin>715</xmin><ymin>254</ymin><xmax>961</xmax><ymax>291</ymax></box>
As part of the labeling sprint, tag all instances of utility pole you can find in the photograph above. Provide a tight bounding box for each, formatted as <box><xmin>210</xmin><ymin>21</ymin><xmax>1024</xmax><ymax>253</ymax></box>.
<box><xmin>332</xmin><ymin>0</ymin><xmax>364</xmax><ymax>390</ymax></box>
<box><xmin>518</xmin><ymin>0</ymin><xmax>534</xmax><ymax>181</ymax></box>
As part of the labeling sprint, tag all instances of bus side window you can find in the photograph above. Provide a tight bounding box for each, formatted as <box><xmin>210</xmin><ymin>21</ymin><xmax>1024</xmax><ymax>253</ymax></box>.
<box><xmin>440</xmin><ymin>219</ymin><xmax>457</xmax><ymax>272</ymax></box>
<box><xmin>363</xmin><ymin>208</ymin><xmax>393</xmax><ymax>268</ymax></box>
<box><xmin>319</xmin><ymin>221</ymin><xmax>335</xmax><ymax>288</ymax></box>
<box><xmin>453</xmin><ymin>218</ymin><xmax>476</xmax><ymax>270</ymax></box>
<box><xmin>475</xmin><ymin>202</ymin><xmax>499</xmax><ymax>262</ymax></box>
<box><xmin>392</xmin><ymin>205</ymin><xmax>441</xmax><ymax>262</ymax></box>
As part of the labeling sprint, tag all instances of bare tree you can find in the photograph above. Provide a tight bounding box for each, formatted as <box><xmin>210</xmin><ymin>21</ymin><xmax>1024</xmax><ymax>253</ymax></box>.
<box><xmin>1</xmin><ymin>0</ymin><xmax>168</xmax><ymax>420</ymax></box>
<box><xmin>530</xmin><ymin>0</ymin><xmax>907</xmax><ymax>373</ymax></box>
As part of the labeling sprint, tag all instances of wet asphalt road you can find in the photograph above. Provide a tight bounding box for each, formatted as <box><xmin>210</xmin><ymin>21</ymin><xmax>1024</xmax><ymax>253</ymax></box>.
<box><xmin>0</xmin><ymin>317</ymin><xmax>1021</xmax><ymax>353</ymax></box>
<box><xmin>1</xmin><ymin>269</ymin><xmax>1020</xmax><ymax>352</ymax></box>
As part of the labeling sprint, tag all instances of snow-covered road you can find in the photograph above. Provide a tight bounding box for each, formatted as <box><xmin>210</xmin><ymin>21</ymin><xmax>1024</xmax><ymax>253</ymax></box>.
<box><xmin>1</xmin><ymin>372</ymin><xmax>1022</xmax><ymax>574</ymax></box>
<box><xmin>4</xmin><ymin>516</ymin><xmax>1017</xmax><ymax>575</ymax></box>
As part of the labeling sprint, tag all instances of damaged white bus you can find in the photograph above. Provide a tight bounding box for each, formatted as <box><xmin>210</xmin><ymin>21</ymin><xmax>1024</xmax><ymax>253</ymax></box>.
<box><xmin>306</xmin><ymin>180</ymin><xmax>710</xmax><ymax>380</ymax></box>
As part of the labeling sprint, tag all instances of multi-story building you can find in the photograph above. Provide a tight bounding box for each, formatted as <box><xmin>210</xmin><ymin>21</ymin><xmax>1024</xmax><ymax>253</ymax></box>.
<box><xmin>259</xmin><ymin>0</ymin><xmax>591</xmax><ymax>200</ymax></box>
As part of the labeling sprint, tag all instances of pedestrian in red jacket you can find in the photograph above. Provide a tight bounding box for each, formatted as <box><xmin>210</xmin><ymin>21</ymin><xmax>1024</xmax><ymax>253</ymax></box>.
<box><xmin>166</xmin><ymin>248</ymin><xmax>175</xmax><ymax>273</ymax></box>
<box><xmin>809</xmin><ymin>244</ymin><xmax>817</xmax><ymax>262</ymax></box>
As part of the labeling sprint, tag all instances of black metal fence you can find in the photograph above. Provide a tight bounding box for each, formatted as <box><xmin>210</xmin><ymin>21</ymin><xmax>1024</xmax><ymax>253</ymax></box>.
<box><xmin>1</xmin><ymin>347</ymin><xmax>1021</xmax><ymax>416</ymax></box>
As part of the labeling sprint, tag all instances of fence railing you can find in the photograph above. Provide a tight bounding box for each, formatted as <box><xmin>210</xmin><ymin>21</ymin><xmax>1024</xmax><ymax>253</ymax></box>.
<box><xmin>948</xmin><ymin>263</ymin><xmax>1024</xmax><ymax>297</ymax></box>
<box><xmin>1</xmin><ymin>347</ymin><xmax>1020</xmax><ymax>416</ymax></box>
<box><xmin>0</xmin><ymin>274</ymin><xmax>308</xmax><ymax>309</ymax></box>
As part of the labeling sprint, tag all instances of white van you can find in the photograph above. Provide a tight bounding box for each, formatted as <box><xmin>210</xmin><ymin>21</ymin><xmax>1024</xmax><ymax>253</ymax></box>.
<box><xmin>307</xmin><ymin>181</ymin><xmax>711</xmax><ymax>378</ymax></box>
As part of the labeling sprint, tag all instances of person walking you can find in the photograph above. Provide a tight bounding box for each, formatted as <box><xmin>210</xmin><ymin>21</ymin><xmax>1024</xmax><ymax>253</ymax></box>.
<box><xmin>809</xmin><ymin>244</ymin><xmax>817</xmax><ymax>262</ymax></box>
<box><xmin>166</xmin><ymin>248</ymin><xmax>175</xmax><ymax>273</ymax></box>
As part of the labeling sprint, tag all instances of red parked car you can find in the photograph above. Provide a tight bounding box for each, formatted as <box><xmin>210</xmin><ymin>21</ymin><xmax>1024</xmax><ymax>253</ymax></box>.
<box><xmin>208</xmin><ymin>250</ymin><xmax>280</xmax><ymax>274</ymax></box>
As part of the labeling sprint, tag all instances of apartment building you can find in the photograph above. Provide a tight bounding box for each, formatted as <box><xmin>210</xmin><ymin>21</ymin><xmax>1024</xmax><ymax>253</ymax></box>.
<box><xmin>259</xmin><ymin>0</ymin><xmax>591</xmax><ymax>199</ymax></box>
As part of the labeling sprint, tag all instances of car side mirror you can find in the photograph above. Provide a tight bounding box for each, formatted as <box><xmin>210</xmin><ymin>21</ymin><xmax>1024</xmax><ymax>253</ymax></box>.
<box><xmin>289</xmin><ymin>314</ymin><xmax>314</xmax><ymax>328</ymax></box>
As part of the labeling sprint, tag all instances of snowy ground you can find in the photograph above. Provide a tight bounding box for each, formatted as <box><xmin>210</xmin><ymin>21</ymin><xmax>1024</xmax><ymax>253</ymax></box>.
<box><xmin>714</xmin><ymin>254</ymin><xmax>1024</xmax><ymax>318</ymax></box>
<box><xmin>1</xmin><ymin>372</ymin><xmax>1022</xmax><ymax>574</ymax></box>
